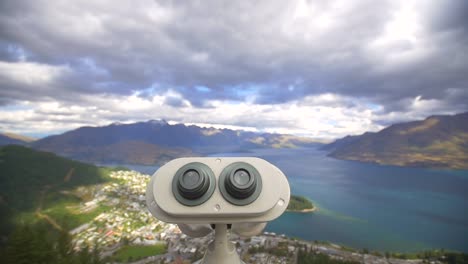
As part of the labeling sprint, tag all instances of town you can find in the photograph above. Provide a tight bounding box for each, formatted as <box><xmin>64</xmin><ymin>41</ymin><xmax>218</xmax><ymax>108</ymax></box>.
<box><xmin>70</xmin><ymin>170</ymin><xmax>429</xmax><ymax>264</ymax></box>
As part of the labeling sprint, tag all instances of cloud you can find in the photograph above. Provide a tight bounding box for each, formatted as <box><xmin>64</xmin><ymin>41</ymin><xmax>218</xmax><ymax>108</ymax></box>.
<box><xmin>0</xmin><ymin>0</ymin><xmax>467</xmax><ymax>137</ymax></box>
<box><xmin>0</xmin><ymin>92</ymin><xmax>383</xmax><ymax>139</ymax></box>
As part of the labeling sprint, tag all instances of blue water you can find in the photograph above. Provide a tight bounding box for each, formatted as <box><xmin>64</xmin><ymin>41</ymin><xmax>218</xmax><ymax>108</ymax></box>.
<box><xmin>117</xmin><ymin>147</ymin><xmax>468</xmax><ymax>253</ymax></box>
<box><xmin>208</xmin><ymin>148</ymin><xmax>468</xmax><ymax>253</ymax></box>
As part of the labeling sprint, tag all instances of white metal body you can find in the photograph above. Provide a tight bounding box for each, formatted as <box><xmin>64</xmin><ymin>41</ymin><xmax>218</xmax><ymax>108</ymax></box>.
<box><xmin>146</xmin><ymin>157</ymin><xmax>290</xmax><ymax>224</ymax></box>
<box><xmin>145</xmin><ymin>157</ymin><xmax>291</xmax><ymax>264</ymax></box>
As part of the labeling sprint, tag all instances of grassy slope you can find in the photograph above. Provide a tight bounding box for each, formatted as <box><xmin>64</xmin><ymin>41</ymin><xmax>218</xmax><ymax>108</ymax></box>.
<box><xmin>112</xmin><ymin>244</ymin><xmax>167</xmax><ymax>262</ymax></box>
<box><xmin>0</xmin><ymin>145</ymin><xmax>113</xmax><ymax>236</ymax></box>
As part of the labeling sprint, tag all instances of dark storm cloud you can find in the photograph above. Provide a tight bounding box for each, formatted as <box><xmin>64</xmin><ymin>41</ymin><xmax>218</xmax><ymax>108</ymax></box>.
<box><xmin>163</xmin><ymin>95</ymin><xmax>186</xmax><ymax>108</ymax></box>
<box><xmin>0</xmin><ymin>0</ymin><xmax>467</xmax><ymax>115</ymax></box>
<box><xmin>422</xmin><ymin>1</ymin><xmax>468</xmax><ymax>33</ymax></box>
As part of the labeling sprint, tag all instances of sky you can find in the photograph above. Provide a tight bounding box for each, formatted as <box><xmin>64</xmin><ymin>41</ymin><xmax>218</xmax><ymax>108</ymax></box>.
<box><xmin>0</xmin><ymin>0</ymin><xmax>467</xmax><ymax>139</ymax></box>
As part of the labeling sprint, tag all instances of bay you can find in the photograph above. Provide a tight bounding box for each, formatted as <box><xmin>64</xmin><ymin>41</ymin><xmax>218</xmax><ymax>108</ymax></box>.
<box><xmin>208</xmin><ymin>147</ymin><xmax>468</xmax><ymax>253</ymax></box>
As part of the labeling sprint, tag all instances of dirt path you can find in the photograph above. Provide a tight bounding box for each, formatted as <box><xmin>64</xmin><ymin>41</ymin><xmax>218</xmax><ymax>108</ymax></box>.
<box><xmin>34</xmin><ymin>184</ymin><xmax>63</xmax><ymax>231</ymax></box>
<box><xmin>35</xmin><ymin>211</ymin><xmax>63</xmax><ymax>231</ymax></box>
<box><xmin>64</xmin><ymin>168</ymin><xmax>75</xmax><ymax>182</ymax></box>
<box><xmin>34</xmin><ymin>167</ymin><xmax>75</xmax><ymax>231</ymax></box>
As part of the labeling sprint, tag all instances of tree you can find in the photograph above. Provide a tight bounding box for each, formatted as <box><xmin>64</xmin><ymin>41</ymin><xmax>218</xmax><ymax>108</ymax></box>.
<box><xmin>5</xmin><ymin>225</ymin><xmax>35</xmax><ymax>264</ymax></box>
<box><xmin>5</xmin><ymin>224</ymin><xmax>102</xmax><ymax>264</ymax></box>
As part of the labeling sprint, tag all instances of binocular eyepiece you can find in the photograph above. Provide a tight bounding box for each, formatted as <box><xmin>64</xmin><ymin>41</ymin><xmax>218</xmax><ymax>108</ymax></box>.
<box><xmin>219</xmin><ymin>162</ymin><xmax>262</xmax><ymax>205</ymax></box>
<box><xmin>146</xmin><ymin>157</ymin><xmax>290</xmax><ymax>224</ymax></box>
<box><xmin>173</xmin><ymin>162</ymin><xmax>263</xmax><ymax>206</ymax></box>
<box><xmin>173</xmin><ymin>162</ymin><xmax>216</xmax><ymax>206</ymax></box>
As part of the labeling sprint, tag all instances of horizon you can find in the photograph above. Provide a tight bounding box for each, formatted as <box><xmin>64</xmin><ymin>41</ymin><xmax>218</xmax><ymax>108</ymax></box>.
<box><xmin>1</xmin><ymin>0</ymin><xmax>468</xmax><ymax>139</ymax></box>
<box><xmin>2</xmin><ymin>110</ymin><xmax>467</xmax><ymax>141</ymax></box>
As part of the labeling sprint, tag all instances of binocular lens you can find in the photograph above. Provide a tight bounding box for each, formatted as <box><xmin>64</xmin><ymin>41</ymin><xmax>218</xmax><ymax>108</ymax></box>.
<box><xmin>226</xmin><ymin>169</ymin><xmax>256</xmax><ymax>199</ymax></box>
<box><xmin>182</xmin><ymin>170</ymin><xmax>201</xmax><ymax>187</ymax></box>
<box><xmin>233</xmin><ymin>169</ymin><xmax>250</xmax><ymax>185</ymax></box>
<box><xmin>178</xmin><ymin>169</ymin><xmax>209</xmax><ymax>199</ymax></box>
<box><xmin>219</xmin><ymin>162</ymin><xmax>262</xmax><ymax>205</ymax></box>
<box><xmin>173</xmin><ymin>163</ymin><xmax>215</xmax><ymax>206</ymax></box>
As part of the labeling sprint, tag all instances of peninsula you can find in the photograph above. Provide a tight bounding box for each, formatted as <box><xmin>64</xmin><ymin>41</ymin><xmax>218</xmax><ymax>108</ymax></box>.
<box><xmin>287</xmin><ymin>195</ymin><xmax>316</xmax><ymax>213</ymax></box>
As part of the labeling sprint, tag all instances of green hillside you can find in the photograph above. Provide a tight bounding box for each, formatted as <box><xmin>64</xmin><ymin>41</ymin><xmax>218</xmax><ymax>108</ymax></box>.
<box><xmin>0</xmin><ymin>145</ymin><xmax>112</xmax><ymax>237</ymax></box>
<box><xmin>287</xmin><ymin>195</ymin><xmax>315</xmax><ymax>212</ymax></box>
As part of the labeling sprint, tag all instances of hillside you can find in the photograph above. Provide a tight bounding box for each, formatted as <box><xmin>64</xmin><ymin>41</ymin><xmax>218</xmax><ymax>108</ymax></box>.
<box><xmin>326</xmin><ymin>112</ymin><xmax>468</xmax><ymax>169</ymax></box>
<box><xmin>33</xmin><ymin>120</ymin><xmax>322</xmax><ymax>165</ymax></box>
<box><xmin>0</xmin><ymin>132</ymin><xmax>35</xmax><ymax>146</ymax></box>
<box><xmin>0</xmin><ymin>145</ymin><xmax>112</xmax><ymax>237</ymax></box>
<box><xmin>1</xmin><ymin>132</ymin><xmax>36</xmax><ymax>143</ymax></box>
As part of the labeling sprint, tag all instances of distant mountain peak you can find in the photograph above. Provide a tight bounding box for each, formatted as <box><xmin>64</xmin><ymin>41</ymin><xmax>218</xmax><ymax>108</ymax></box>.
<box><xmin>110</xmin><ymin>121</ymin><xmax>124</xmax><ymax>126</ymax></box>
<box><xmin>109</xmin><ymin>119</ymin><xmax>169</xmax><ymax>127</ymax></box>
<box><xmin>147</xmin><ymin>119</ymin><xmax>168</xmax><ymax>126</ymax></box>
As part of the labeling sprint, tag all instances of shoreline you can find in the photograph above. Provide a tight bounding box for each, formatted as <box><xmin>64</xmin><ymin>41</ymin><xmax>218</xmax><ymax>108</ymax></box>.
<box><xmin>287</xmin><ymin>206</ymin><xmax>317</xmax><ymax>213</ymax></box>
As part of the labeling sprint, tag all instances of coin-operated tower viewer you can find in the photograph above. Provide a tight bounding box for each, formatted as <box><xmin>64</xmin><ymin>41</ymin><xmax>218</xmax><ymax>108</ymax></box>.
<box><xmin>146</xmin><ymin>157</ymin><xmax>290</xmax><ymax>264</ymax></box>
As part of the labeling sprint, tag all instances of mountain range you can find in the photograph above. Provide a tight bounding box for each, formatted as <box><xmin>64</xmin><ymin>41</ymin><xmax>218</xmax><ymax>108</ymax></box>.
<box><xmin>324</xmin><ymin>112</ymin><xmax>468</xmax><ymax>169</ymax></box>
<box><xmin>2</xmin><ymin>112</ymin><xmax>467</xmax><ymax>169</ymax></box>
<box><xmin>29</xmin><ymin>120</ymin><xmax>321</xmax><ymax>165</ymax></box>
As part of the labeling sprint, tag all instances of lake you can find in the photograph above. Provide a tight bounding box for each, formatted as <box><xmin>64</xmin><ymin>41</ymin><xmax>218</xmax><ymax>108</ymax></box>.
<box><xmin>121</xmin><ymin>147</ymin><xmax>468</xmax><ymax>253</ymax></box>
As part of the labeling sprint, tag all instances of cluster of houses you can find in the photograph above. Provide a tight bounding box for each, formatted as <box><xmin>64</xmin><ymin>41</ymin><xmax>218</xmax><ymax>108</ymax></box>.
<box><xmin>71</xmin><ymin>171</ymin><xmax>171</xmax><ymax>251</ymax></box>
<box><xmin>69</xmin><ymin>170</ymin><xmax>426</xmax><ymax>264</ymax></box>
